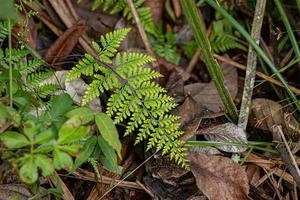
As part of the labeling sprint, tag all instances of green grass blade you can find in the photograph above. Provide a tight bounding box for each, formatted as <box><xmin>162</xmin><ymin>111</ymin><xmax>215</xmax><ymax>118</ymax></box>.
<box><xmin>274</xmin><ymin>0</ymin><xmax>300</xmax><ymax>68</ymax></box>
<box><xmin>181</xmin><ymin>0</ymin><xmax>238</xmax><ymax>122</ymax></box>
<box><xmin>205</xmin><ymin>0</ymin><xmax>300</xmax><ymax>113</ymax></box>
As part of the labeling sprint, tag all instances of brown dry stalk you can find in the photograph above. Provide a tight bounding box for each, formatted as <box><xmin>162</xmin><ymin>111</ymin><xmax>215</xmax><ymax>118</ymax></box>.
<box><xmin>127</xmin><ymin>0</ymin><xmax>156</xmax><ymax>58</ymax></box>
<box><xmin>213</xmin><ymin>54</ymin><xmax>300</xmax><ymax>95</ymax></box>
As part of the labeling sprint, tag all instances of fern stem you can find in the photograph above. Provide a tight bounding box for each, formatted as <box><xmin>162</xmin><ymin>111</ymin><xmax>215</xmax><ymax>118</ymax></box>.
<box><xmin>8</xmin><ymin>19</ymin><xmax>13</xmax><ymax>107</ymax></box>
<box><xmin>274</xmin><ymin>0</ymin><xmax>300</xmax><ymax>68</ymax></box>
<box><xmin>181</xmin><ymin>0</ymin><xmax>238</xmax><ymax>122</ymax></box>
<box><xmin>205</xmin><ymin>0</ymin><xmax>300</xmax><ymax>114</ymax></box>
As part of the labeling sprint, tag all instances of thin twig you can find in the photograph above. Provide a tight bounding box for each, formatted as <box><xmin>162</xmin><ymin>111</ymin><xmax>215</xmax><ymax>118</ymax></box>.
<box><xmin>127</xmin><ymin>0</ymin><xmax>156</xmax><ymax>59</ymax></box>
<box><xmin>186</xmin><ymin>48</ymin><xmax>200</xmax><ymax>73</ymax></box>
<box><xmin>213</xmin><ymin>54</ymin><xmax>300</xmax><ymax>95</ymax></box>
<box><xmin>238</xmin><ymin>0</ymin><xmax>266</xmax><ymax>130</ymax></box>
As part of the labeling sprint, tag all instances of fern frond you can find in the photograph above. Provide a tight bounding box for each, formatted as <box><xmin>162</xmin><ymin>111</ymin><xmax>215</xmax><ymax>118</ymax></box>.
<box><xmin>26</xmin><ymin>71</ymin><xmax>54</xmax><ymax>86</ymax></box>
<box><xmin>210</xmin><ymin>34</ymin><xmax>246</xmax><ymax>53</ymax></box>
<box><xmin>68</xmin><ymin>28</ymin><xmax>189</xmax><ymax>168</ymax></box>
<box><xmin>96</xmin><ymin>28</ymin><xmax>131</xmax><ymax>63</ymax></box>
<box><xmin>66</xmin><ymin>54</ymin><xmax>96</xmax><ymax>81</ymax></box>
<box><xmin>36</xmin><ymin>84</ymin><xmax>60</xmax><ymax>98</ymax></box>
<box><xmin>18</xmin><ymin>58</ymin><xmax>45</xmax><ymax>75</ymax></box>
<box><xmin>85</xmin><ymin>0</ymin><xmax>155</xmax><ymax>35</ymax></box>
<box><xmin>0</xmin><ymin>20</ymin><xmax>10</xmax><ymax>44</ymax></box>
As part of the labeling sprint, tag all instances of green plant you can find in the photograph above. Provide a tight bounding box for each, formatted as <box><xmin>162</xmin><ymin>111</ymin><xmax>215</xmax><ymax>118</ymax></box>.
<box><xmin>78</xmin><ymin>0</ymin><xmax>155</xmax><ymax>35</ymax></box>
<box><xmin>209</xmin><ymin>17</ymin><xmax>246</xmax><ymax>53</ymax></box>
<box><xmin>0</xmin><ymin>47</ymin><xmax>60</xmax><ymax>105</ymax></box>
<box><xmin>205</xmin><ymin>0</ymin><xmax>300</xmax><ymax>114</ymax></box>
<box><xmin>0</xmin><ymin>94</ymin><xmax>122</xmax><ymax>184</ymax></box>
<box><xmin>181</xmin><ymin>0</ymin><xmax>238</xmax><ymax>122</ymax></box>
<box><xmin>153</xmin><ymin>27</ymin><xmax>180</xmax><ymax>64</ymax></box>
<box><xmin>66</xmin><ymin>28</ymin><xmax>188</xmax><ymax>168</ymax></box>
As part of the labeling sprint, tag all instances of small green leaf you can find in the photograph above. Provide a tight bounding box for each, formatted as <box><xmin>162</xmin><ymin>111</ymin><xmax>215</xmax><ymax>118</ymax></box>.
<box><xmin>58</xmin><ymin>144</ymin><xmax>81</xmax><ymax>154</ymax></box>
<box><xmin>0</xmin><ymin>0</ymin><xmax>19</xmax><ymax>20</ymax></box>
<box><xmin>0</xmin><ymin>131</ymin><xmax>30</xmax><ymax>148</ymax></box>
<box><xmin>98</xmin><ymin>136</ymin><xmax>122</xmax><ymax>174</ymax></box>
<box><xmin>19</xmin><ymin>156</ymin><xmax>38</xmax><ymax>184</ymax></box>
<box><xmin>66</xmin><ymin>107</ymin><xmax>94</xmax><ymax>125</ymax></box>
<box><xmin>95</xmin><ymin>113</ymin><xmax>121</xmax><ymax>157</ymax></box>
<box><xmin>50</xmin><ymin>93</ymin><xmax>73</xmax><ymax>118</ymax></box>
<box><xmin>34</xmin><ymin>130</ymin><xmax>54</xmax><ymax>144</ymax></box>
<box><xmin>53</xmin><ymin>148</ymin><xmax>73</xmax><ymax>171</ymax></box>
<box><xmin>58</xmin><ymin>117</ymin><xmax>89</xmax><ymax>144</ymax></box>
<box><xmin>35</xmin><ymin>154</ymin><xmax>54</xmax><ymax>176</ymax></box>
<box><xmin>23</xmin><ymin>121</ymin><xmax>36</xmax><ymax>141</ymax></box>
<box><xmin>72</xmin><ymin>136</ymin><xmax>97</xmax><ymax>172</ymax></box>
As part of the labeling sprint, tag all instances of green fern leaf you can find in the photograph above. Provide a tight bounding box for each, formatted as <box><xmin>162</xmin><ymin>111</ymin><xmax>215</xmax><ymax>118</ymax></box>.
<box><xmin>68</xmin><ymin>28</ymin><xmax>189</xmax><ymax>168</ymax></box>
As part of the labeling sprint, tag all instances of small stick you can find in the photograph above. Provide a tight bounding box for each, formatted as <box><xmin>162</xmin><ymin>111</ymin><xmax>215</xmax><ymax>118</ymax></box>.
<box><xmin>238</xmin><ymin>0</ymin><xmax>267</xmax><ymax>130</ymax></box>
<box><xmin>213</xmin><ymin>54</ymin><xmax>300</xmax><ymax>95</ymax></box>
<box><xmin>186</xmin><ymin>48</ymin><xmax>200</xmax><ymax>73</ymax></box>
<box><xmin>172</xmin><ymin>0</ymin><xmax>182</xmax><ymax>17</ymax></box>
<box><xmin>127</xmin><ymin>0</ymin><xmax>156</xmax><ymax>59</ymax></box>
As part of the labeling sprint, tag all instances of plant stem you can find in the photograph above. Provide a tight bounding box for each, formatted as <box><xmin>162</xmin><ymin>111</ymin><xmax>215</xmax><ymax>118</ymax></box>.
<box><xmin>238</xmin><ymin>0</ymin><xmax>266</xmax><ymax>130</ymax></box>
<box><xmin>205</xmin><ymin>0</ymin><xmax>300</xmax><ymax>114</ymax></box>
<box><xmin>296</xmin><ymin>0</ymin><xmax>300</xmax><ymax>13</ymax></box>
<box><xmin>274</xmin><ymin>0</ymin><xmax>300</xmax><ymax>68</ymax></box>
<box><xmin>8</xmin><ymin>19</ymin><xmax>13</xmax><ymax>107</ymax></box>
<box><xmin>181</xmin><ymin>0</ymin><xmax>238</xmax><ymax>122</ymax></box>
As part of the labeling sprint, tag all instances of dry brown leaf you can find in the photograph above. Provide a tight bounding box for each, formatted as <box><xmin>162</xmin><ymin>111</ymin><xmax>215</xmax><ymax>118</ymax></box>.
<box><xmin>197</xmin><ymin>123</ymin><xmax>247</xmax><ymax>153</ymax></box>
<box><xmin>177</xmin><ymin>95</ymin><xmax>203</xmax><ymax>126</ymax></box>
<box><xmin>249</xmin><ymin>98</ymin><xmax>300</xmax><ymax>140</ymax></box>
<box><xmin>189</xmin><ymin>151</ymin><xmax>249</xmax><ymax>200</ymax></box>
<box><xmin>144</xmin><ymin>0</ymin><xmax>165</xmax><ymax>24</ymax></box>
<box><xmin>40</xmin><ymin>70</ymin><xmax>102</xmax><ymax>112</ymax></box>
<box><xmin>0</xmin><ymin>184</ymin><xmax>32</xmax><ymax>200</ymax></box>
<box><xmin>246</xmin><ymin>164</ymin><xmax>261</xmax><ymax>185</ymax></box>
<box><xmin>184</xmin><ymin>60</ymin><xmax>238</xmax><ymax>112</ymax></box>
<box><xmin>44</xmin><ymin>20</ymin><xmax>86</xmax><ymax>66</ymax></box>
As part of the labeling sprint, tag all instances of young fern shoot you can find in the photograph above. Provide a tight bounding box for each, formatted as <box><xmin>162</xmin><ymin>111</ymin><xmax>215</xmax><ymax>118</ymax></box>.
<box><xmin>66</xmin><ymin>28</ymin><xmax>188</xmax><ymax>168</ymax></box>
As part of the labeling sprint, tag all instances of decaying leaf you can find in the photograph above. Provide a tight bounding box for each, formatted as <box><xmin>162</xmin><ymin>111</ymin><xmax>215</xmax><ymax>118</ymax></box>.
<box><xmin>145</xmin><ymin>0</ymin><xmax>165</xmax><ymax>24</ymax></box>
<box><xmin>44</xmin><ymin>20</ymin><xmax>86</xmax><ymax>66</ymax></box>
<box><xmin>189</xmin><ymin>151</ymin><xmax>249</xmax><ymax>200</ymax></box>
<box><xmin>197</xmin><ymin>123</ymin><xmax>247</xmax><ymax>153</ymax></box>
<box><xmin>184</xmin><ymin>60</ymin><xmax>238</xmax><ymax>112</ymax></box>
<box><xmin>40</xmin><ymin>70</ymin><xmax>102</xmax><ymax>112</ymax></box>
<box><xmin>249</xmin><ymin>98</ymin><xmax>300</xmax><ymax>140</ymax></box>
<box><xmin>0</xmin><ymin>184</ymin><xmax>32</xmax><ymax>200</ymax></box>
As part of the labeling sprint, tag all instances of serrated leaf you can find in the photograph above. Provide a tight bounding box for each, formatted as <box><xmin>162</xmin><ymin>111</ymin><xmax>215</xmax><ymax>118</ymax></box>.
<box><xmin>0</xmin><ymin>131</ymin><xmax>30</xmax><ymax>148</ymax></box>
<box><xmin>95</xmin><ymin>113</ymin><xmax>121</xmax><ymax>157</ymax></box>
<box><xmin>53</xmin><ymin>148</ymin><xmax>73</xmax><ymax>171</ymax></box>
<box><xmin>19</xmin><ymin>156</ymin><xmax>38</xmax><ymax>184</ymax></box>
<box><xmin>72</xmin><ymin>136</ymin><xmax>97</xmax><ymax>172</ymax></box>
<box><xmin>98</xmin><ymin>135</ymin><xmax>122</xmax><ymax>174</ymax></box>
<box><xmin>35</xmin><ymin>154</ymin><xmax>54</xmax><ymax>176</ymax></box>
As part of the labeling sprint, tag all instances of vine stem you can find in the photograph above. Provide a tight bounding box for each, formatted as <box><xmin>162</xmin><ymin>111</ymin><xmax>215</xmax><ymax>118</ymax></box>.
<box><xmin>238</xmin><ymin>0</ymin><xmax>266</xmax><ymax>130</ymax></box>
<box><xmin>8</xmin><ymin>19</ymin><xmax>13</xmax><ymax>107</ymax></box>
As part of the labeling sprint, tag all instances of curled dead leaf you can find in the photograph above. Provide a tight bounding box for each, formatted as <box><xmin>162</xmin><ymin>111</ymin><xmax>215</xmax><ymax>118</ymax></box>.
<box><xmin>189</xmin><ymin>151</ymin><xmax>249</xmax><ymax>200</ymax></box>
